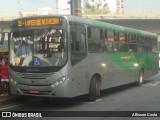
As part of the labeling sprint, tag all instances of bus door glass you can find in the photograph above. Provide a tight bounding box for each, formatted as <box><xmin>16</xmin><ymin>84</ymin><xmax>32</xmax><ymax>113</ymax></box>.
<box><xmin>70</xmin><ymin>23</ymin><xmax>87</xmax><ymax>65</ymax></box>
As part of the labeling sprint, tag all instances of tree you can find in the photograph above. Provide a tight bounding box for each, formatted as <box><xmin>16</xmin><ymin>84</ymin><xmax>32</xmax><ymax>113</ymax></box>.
<box><xmin>85</xmin><ymin>3</ymin><xmax>96</xmax><ymax>13</ymax></box>
<box><xmin>84</xmin><ymin>2</ymin><xmax>110</xmax><ymax>14</ymax></box>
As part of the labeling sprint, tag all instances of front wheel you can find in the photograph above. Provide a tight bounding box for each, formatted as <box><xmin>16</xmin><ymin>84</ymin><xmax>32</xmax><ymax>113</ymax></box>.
<box><xmin>137</xmin><ymin>69</ymin><xmax>144</xmax><ymax>86</ymax></box>
<box><xmin>89</xmin><ymin>76</ymin><xmax>100</xmax><ymax>102</ymax></box>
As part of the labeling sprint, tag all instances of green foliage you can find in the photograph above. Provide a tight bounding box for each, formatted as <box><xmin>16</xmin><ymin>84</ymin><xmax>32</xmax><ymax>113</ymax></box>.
<box><xmin>83</xmin><ymin>2</ymin><xmax>110</xmax><ymax>14</ymax></box>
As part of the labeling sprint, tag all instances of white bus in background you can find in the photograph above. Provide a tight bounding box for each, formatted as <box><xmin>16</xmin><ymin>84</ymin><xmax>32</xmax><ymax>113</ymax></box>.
<box><xmin>0</xmin><ymin>31</ymin><xmax>9</xmax><ymax>59</ymax></box>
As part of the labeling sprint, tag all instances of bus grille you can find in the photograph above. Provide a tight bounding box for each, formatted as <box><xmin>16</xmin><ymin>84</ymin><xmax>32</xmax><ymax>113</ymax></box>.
<box><xmin>15</xmin><ymin>72</ymin><xmax>54</xmax><ymax>80</ymax></box>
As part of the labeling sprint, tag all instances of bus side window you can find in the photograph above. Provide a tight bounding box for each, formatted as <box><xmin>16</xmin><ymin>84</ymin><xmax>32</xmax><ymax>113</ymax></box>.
<box><xmin>0</xmin><ymin>32</ymin><xmax>10</xmax><ymax>45</ymax></box>
<box><xmin>119</xmin><ymin>42</ymin><xmax>128</xmax><ymax>52</ymax></box>
<box><xmin>105</xmin><ymin>30</ymin><xmax>117</xmax><ymax>52</ymax></box>
<box><xmin>119</xmin><ymin>32</ymin><xmax>126</xmax><ymax>41</ymax></box>
<box><xmin>129</xmin><ymin>44</ymin><xmax>137</xmax><ymax>52</ymax></box>
<box><xmin>151</xmin><ymin>38</ymin><xmax>158</xmax><ymax>53</ymax></box>
<box><xmin>137</xmin><ymin>45</ymin><xmax>146</xmax><ymax>52</ymax></box>
<box><xmin>137</xmin><ymin>35</ymin><xmax>145</xmax><ymax>44</ymax></box>
<box><xmin>118</xmin><ymin>32</ymin><xmax>128</xmax><ymax>52</ymax></box>
<box><xmin>145</xmin><ymin>37</ymin><xmax>151</xmax><ymax>53</ymax></box>
<box><xmin>128</xmin><ymin>34</ymin><xmax>137</xmax><ymax>52</ymax></box>
<box><xmin>106</xmin><ymin>30</ymin><xmax>115</xmax><ymax>42</ymax></box>
<box><xmin>0</xmin><ymin>33</ymin><xmax>5</xmax><ymax>45</ymax></box>
<box><xmin>79</xmin><ymin>34</ymin><xmax>86</xmax><ymax>52</ymax></box>
<box><xmin>0</xmin><ymin>33</ymin><xmax>3</xmax><ymax>44</ymax></box>
<box><xmin>128</xmin><ymin>34</ymin><xmax>137</xmax><ymax>43</ymax></box>
<box><xmin>88</xmin><ymin>27</ymin><xmax>104</xmax><ymax>53</ymax></box>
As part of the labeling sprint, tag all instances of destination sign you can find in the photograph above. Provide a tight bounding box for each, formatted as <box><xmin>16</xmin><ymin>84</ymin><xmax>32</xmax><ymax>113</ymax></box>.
<box><xmin>17</xmin><ymin>17</ymin><xmax>62</xmax><ymax>27</ymax></box>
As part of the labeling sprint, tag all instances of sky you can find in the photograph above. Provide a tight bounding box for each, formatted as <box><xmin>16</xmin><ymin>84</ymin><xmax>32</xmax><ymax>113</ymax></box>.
<box><xmin>0</xmin><ymin>0</ymin><xmax>160</xmax><ymax>13</ymax></box>
<box><xmin>124</xmin><ymin>0</ymin><xmax>160</xmax><ymax>14</ymax></box>
<box><xmin>124</xmin><ymin>0</ymin><xmax>160</xmax><ymax>8</ymax></box>
<box><xmin>0</xmin><ymin>0</ymin><xmax>55</xmax><ymax>12</ymax></box>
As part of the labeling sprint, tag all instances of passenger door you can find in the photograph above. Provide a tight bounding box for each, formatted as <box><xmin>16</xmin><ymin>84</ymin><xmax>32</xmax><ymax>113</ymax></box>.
<box><xmin>70</xmin><ymin>22</ymin><xmax>89</xmax><ymax>95</ymax></box>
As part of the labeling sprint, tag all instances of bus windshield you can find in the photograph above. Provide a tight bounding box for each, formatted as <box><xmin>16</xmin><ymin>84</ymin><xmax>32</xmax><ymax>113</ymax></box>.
<box><xmin>10</xmin><ymin>28</ymin><xmax>67</xmax><ymax>68</ymax></box>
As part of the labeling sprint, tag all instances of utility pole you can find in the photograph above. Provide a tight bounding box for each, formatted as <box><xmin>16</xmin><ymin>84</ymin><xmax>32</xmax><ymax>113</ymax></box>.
<box><xmin>70</xmin><ymin>0</ymin><xmax>82</xmax><ymax>16</ymax></box>
<box><xmin>18</xmin><ymin>0</ymin><xmax>23</xmax><ymax>18</ymax></box>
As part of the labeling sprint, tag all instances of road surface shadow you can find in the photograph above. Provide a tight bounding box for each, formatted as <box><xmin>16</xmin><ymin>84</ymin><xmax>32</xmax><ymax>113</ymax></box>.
<box><xmin>73</xmin><ymin>81</ymin><xmax>149</xmax><ymax>102</ymax></box>
<box><xmin>8</xmin><ymin>81</ymin><xmax>151</xmax><ymax>110</ymax></box>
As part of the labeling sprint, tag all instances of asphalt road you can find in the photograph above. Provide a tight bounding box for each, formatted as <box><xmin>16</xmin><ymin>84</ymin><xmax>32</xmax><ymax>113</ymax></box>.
<box><xmin>1</xmin><ymin>72</ymin><xmax>160</xmax><ymax>120</ymax></box>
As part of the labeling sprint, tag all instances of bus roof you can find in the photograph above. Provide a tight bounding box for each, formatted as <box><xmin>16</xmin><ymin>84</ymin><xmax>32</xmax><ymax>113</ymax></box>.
<box><xmin>64</xmin><ymin>15</ymin><xmax>157</xmax><ymax>37</ymax></box>
<box><xmin>12</xmin><ymin>15</ymin><xmax>157</xmax><ymax>37</ymax></box>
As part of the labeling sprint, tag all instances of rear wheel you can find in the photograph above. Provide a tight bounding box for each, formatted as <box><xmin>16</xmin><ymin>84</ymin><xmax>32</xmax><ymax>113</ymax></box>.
<box><xmin>89</xmin><ymin>76</ymin><xmax>101</xmax><ymax>102</ymax></box>
<box><xmin>138</xmin><ymin>69</ymin><xmax>144</xmax><ymax>86</ymax></box>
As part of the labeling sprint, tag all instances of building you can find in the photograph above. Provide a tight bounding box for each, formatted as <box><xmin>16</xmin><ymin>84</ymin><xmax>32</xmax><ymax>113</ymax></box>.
<box><xmin>23</xmin><ymin>7</ymin><xmax>53</xmax><ymax>16</ymax></box>
<box><xmin>116</xmin><ymin>0</ymin><xmax>124</xmax><ymax>15</ymax></box>
<box><xmin>56</xmin><ymin>0</ymin><xmax>70</xmax><ymax>14</ymax></box>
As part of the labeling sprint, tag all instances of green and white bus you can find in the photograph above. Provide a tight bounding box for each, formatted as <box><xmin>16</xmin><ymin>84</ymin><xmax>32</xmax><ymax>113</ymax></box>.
<box><xmin>2</xmin><ymin>15</ymin><xmax>158</xmax><ymax>101</ymax></box>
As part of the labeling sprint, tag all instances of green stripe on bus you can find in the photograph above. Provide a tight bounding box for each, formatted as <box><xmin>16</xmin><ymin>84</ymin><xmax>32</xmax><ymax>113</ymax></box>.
<box><xmin>107</xmin><ymin>53</ymin><xmax>157</xmax><ymax>72</ymax></box>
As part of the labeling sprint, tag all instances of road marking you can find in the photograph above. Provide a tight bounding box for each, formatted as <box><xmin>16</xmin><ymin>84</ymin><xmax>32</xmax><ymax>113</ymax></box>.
<box><xmin>89</xmin><ymin>99</ymin><xmax>102</xmax><ymax>104</ymax></box>
<box><xmin>0</xmin><ymin>97</ymin><xmax>16</xmax><ymax>102</ymax></box>
<box><xmin>142</xmin><ymin>81</ymin><xmax>160</xmax><ymax>87</ymax></box>
<box><xmin>0</xmin><ymin>99</ymin><xmax>9</xmax><ymax>102</ymax></box>
<box><xmin>0</xmin><ymin>103</ymin><xmax>26</xmax><ymax>111</ymax></box>
<box><xmin>80</xmin><ymin>98</ymin><xmax>102</xmax><ymax>104</ymax></box>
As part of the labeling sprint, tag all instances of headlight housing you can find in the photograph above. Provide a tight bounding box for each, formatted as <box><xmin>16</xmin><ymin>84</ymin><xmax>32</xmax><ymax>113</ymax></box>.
<box><xmin>52</xmin><ymin>76</ymin><xmax>69</xmax><ymax>87</ymax></box>
<box><xmin>10</xmin><ymin>78</ymin><xmax>18</xmax><ymax>85</ymax></box>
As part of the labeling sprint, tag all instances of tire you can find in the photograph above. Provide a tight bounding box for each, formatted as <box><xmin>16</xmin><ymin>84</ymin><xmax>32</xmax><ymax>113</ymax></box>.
<box><xmin>89</xmin><ymin>76</ymin><xmax>100</xmax><ymax>102</ymax></box>
<box><xmin>138</xmin><ymin>69</ymin><xmax>144</xmax><ymax>86</ymax></box>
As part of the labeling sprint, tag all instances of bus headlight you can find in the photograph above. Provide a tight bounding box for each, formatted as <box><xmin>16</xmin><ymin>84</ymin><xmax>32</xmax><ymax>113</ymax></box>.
<box><xmin>10</xmin><ymin>78</ymin><xmax>18</xmax><ymax>85</ymax></box>
<box><xmin>53</xmin><ymin>76</ymin><xmax>69</xmax><ymax>87</ymax></box>
<box><xmin>133</xmin><ymin>63</ymin><xmax>139</xmax><ymax>67</ymax></box>
<box><xmin>101</xmin><ymin>63</ymin><xmax>107</xmax><ymax>67</ymax></box>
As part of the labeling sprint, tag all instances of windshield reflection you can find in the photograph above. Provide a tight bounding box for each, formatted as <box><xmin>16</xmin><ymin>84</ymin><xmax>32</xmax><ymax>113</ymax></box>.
<box><xmin>10</xmin><ymin>28</ymin><xmax>67</xmax><ymax>67</ymax></box>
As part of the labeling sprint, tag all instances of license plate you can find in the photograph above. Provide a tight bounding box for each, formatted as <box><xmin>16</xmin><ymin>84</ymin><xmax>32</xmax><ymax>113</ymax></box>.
<box><xmin>29</xmin><ymin>90</ymin><xmax>39</xmax><ymax>94</ymax></box>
